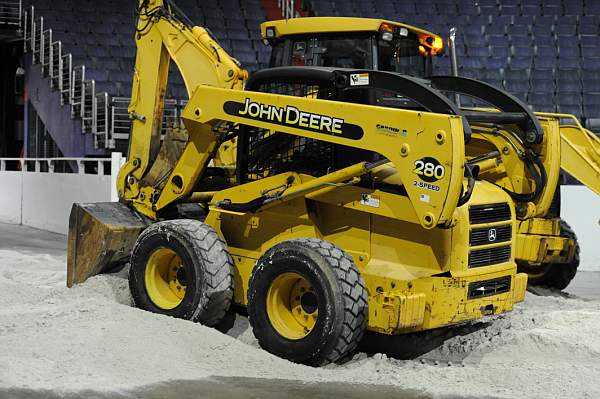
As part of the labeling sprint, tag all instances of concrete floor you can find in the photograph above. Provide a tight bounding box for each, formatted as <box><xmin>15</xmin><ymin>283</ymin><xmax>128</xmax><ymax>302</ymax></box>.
<box><xmin>1</xmin><ymin>378</ymin><xmax>428</xmax><ymax>399</ymax></box>
<box><xmin>0</xmin><ymin>223</ymin><xmax>66</xmax><ymax>256</ymax></box>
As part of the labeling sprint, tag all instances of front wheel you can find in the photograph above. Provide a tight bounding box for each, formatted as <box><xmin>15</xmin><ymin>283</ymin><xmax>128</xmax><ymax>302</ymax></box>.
<box><xmin>129</xmin><ymin>219</ymin><xmax>234</xmax><ymax>326</ymax></box>
<box><xmin>247</xmin><ymin>238</ymin><xmax>368</xmax><ymax>366</ymax></box>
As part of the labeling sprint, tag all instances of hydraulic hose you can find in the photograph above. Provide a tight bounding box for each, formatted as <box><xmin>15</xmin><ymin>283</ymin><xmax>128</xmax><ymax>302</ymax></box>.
<box><xmin>457</xmin><ymin>163</ymin><xmax>476</xmax><ymax>207</ymax></box>
<box><xmin>500</xmin><ymin>151</ymin><xmax>547</xmax><ymax>203</ymax></box>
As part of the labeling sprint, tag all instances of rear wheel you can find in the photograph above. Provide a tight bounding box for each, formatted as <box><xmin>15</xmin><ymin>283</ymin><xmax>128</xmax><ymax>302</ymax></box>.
<box><xmin>247</xmin><ymin>238</ymin><xmax>368</xmax><ymax>366</ymax></box>
<box><xmin>129</xmin><ymin>219</ymin><xmax>233</xmax><ymax>326</ymax></box>
<box><xmin>521</xmin><ymin>220</ymin><xmax>580</xmax><ymax>290</ymax></box>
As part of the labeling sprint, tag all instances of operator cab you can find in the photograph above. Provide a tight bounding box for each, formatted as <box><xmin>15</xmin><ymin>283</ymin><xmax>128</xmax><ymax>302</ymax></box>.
<box><xmin>261</xmin><ymin>17</ymin><xmax>444</xmax><ymax>78</ymax></box>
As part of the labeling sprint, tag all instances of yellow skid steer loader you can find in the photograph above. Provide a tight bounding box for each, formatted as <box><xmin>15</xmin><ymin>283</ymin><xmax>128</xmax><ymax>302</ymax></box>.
<box><xmin>67</xmin><ymin>1</ymin><xmax>527</xmax><ymax>365</ymax></box>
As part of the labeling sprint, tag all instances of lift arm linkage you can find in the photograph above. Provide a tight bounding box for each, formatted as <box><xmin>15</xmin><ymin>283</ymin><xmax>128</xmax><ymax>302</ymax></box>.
<box><xmin>177</xmin><ymin>86</ymin><xmax>467</xmax><ymax>229</ymax></box>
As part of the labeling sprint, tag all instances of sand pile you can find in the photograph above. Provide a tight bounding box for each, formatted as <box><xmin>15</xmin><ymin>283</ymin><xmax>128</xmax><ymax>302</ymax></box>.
<box><xmin>1</xmin><ymin>248</ymin><xmax>599</xmax><ymax>398</ymax></box>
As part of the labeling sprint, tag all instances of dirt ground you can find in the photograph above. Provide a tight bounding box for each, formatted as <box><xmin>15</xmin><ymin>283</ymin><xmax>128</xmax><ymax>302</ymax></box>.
<box><xmin>1</xmin><ymin>223</ymin><xmax>599</xmax><ymax>399</ymax></box>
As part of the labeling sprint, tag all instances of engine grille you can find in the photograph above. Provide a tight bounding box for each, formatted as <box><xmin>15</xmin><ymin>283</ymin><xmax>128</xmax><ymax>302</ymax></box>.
<box><xmin>469</xmin><ymin>245</ymin><xmax>511</xmax><ymax>268</ymax></box>
<box><xmin>470</xmin><ymin>224</ymin><xmax>512</xmax><ymax>246</ymax></box>
<box><xmin>468</xmin><ymin>276</ymin><xmax>512</xmax><ymax>299</ymax></box>
<box><xmin>469</xmin><ymin>203</ymin><xmax>511</xmax><ymax>224</ymax></box>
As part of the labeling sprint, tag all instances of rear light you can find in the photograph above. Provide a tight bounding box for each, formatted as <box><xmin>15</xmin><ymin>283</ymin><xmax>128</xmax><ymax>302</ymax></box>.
<box><xmin>419</xmin><ymin>34</ymin><xmax>444</xmax><ymax>55</ymax></box>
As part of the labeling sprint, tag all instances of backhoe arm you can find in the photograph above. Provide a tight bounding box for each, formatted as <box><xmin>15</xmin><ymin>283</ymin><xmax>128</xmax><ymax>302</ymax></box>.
<box><xmin>117</xmin><ymin>0</ymin><xmax>247</xmax><ymax>216</ymax></box>
<box><xmin>557</xmin><ymin>119</ymin><xmax>600</xmax><ymax>196</ymax></box>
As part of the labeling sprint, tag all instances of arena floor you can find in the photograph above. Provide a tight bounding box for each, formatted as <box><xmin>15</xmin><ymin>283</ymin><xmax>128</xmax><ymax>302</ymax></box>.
<box><xmin>1</xmin><ymin>223</ymin><xmax>599</xmax><ymax>399</ymax></box>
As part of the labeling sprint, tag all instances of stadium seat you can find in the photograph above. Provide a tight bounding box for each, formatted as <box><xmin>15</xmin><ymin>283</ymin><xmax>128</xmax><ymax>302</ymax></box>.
<box><xmin>505</xmin><ymin>69</ymin><xmax>529</xmax><ymax>82</ymax></box>
<box><xmin>557</xmin><ymin>92</ymin><xmax>583</xmax><ymax>107</ymax></box>
<box><xmin>512</xmin><ymin>15</ymin><xmax>534</xmax><ymax>26</ymax></box>
<box><xmin>557</xmin><ymin>79</ymin><xmax>582</xmax><ymax>93</ymax></box>
<box><xmin>509</xmin><ymin>35</ymin><xmax>532</xmax><ymax>47</ymax></box>
<box><xmin>528</xmin><ymin>92</ymin><xmax>555</xmax><ymax>112</ymax></box>
<box><xmin>522</xmin><ymin>5</ymin><xmax>541</xmax><ymax>15</ymax></box>
<box><xmin>558</xmin><ymin>104</ymin><xmax>582</xmax><ymax>117</ymax></box>
<box><xmin>512</xmin><ymin>46</ymin><xmax>534</xmax><ymax>58</ymax></box>
<box><xmin>505</xmin><ymin>80</ymin><xmax>530</xmax><ymax>92</ymax></box>
<box><xmin>555</xmin><ymin>23</ymin><xmax>576</xmax><ymax>36</ymax></box>
<box><xmin>559</xmin><ymin>45</ymin><xmax>580</xmax><ymax>59</ymax></box>
<box><xmin>585</xmin><ymin>118</ymin><xmax>600</xmax><ymax>132</ymax></box>
<box><xmin>582</xmin><ymin>58</ymin><xmax>600</xmax><ymax>71</ymax></box>
<box><xmin>487</xmin><ymin>58</ymin><xmax>506</xmax><ymax>70</ymax></box>
<box><xmin>532</xmin><ymin>24</ymin><xmax>553</xmax><ymax>36</ymax></box>
<box><xmin>500</xmin><ymin>5</ymin><xmax>519</xmax><ymax>16</ymax></box>
<box><xmin>490</xmin><ymin>15</ymin><xmax>511</xmax><ymax>27</ymax></box>
<box><xmin>536</xmin><ymin>46</ymin><xmax>557</xmax><ymax>58</ymax></box>
<box><xmin>558</xmin><ymin>58</ymin><xmax>580</xmax><ymax>70</ymax></box>
<box><xmin>490</xmin><ymin>46</ymin><xmax>510</xmax><ymax>59</ymax></box>
<box><xmin>507</xmin><ymin>24</ymin><xmax>531</xmax><ymax>36</ymax></box>
<box><xmin>542</xmin><ymin>5</ymin><xmax>562</xmax><ymax>15</ymax></box>
<box><xmin>510</xmin><ymin>56</ymin><xmax>533</xmax><ymax>70</ymax></box>
<box><xmin>530</xmin><ymin>68</ymin><xmax>554</xmax><ymax>80</ymax></box>
<box><xmin>564</xmin><ymin>1</ymin><xmax>584</xmax><ymax>15</ymax></box>
<box><xmin>530</xmin><ymin>79</ymin><xmax>555</xmax><ymax>93</ymax></box>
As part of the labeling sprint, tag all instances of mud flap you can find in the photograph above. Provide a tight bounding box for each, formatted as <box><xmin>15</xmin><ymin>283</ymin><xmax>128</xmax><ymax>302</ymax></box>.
<box><xmin>67</xmin><ymin>202</ymin><xmax>148</xmax><ymax>287</ymax></box>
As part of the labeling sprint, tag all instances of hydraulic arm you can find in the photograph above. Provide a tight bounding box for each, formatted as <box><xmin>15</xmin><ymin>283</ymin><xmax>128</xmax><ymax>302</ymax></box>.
<box><xmin>117</xmin><ymin>0</ymin><xmax>247</xmax><ymax>216</ymax></box>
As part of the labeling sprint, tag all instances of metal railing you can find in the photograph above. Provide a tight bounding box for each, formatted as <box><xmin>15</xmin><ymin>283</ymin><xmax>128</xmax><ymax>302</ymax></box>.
<box><xmin>94</xmin><ymin>92</ymin><xmax>111</xmax><ymax>149</ymax></box>
<box><xmin>32</xmin><ymin>15</ymin><xmax>41</xmax><ymax>63</ymax></box>
<box><xmin>0</xmin><ymin>157</ymin><xmax>111</xmax><ymax>175</ymax></box>
<box><xmin>41</xmin><ymin>28</ymin><xmax>52</xmax><ymax>76</ymax></box>
<box><xmin>22</xmin><ymin>8</ymin><xmax>27</xmax><ymax>50</ymax></box>
<box><xmin>50</xmin><ymin>40</ymin><xmax>62</xmax><ymax>89</ymax></box>
<box><xmin>110</xmin><ymin>97</ymin><xmax>132</xmax><ymax>141</ymax></box>
<box><xmin>0</xmin><ymin>0</ymin><xmax>22</xmax><ymax>27</ymax></box>
<box><xmin>23</xmin><ymin>5</ymin><xmax>190</xmax><ymax>151</ymax></box>
<box><xmin>70</xmin><ymin>65</ymin><xmax>84</xmax><ymax>118</ymax></box>
<box><xmin>278</xmin><ymin>0</ymin><xmax>298</xmax><ymax>19</ymax></box>
<box><xmin>60</xmin><ymin>53</ymin><xmax>72</xmax><ymax>105</ymax></box>
<box><xmin>82</xmin><ymin>79</ymin><xmax>95</xmax><ymax>133</ymax></box>
<box><xmin>110</xmin><ymin>97</ymin><xmax>185</xmax><ymax>141</ymax></box>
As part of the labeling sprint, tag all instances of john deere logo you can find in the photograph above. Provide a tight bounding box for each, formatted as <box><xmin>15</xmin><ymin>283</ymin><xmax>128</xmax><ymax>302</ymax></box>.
<box><xmin>488</xmin><ymin>228</ymin><xmax>497</xmax><ymax>242</ymax></box>
<box><xmin>223</xmin><ymin>98</ymin><xmax>364</xmax><ymax>140</ymax></box>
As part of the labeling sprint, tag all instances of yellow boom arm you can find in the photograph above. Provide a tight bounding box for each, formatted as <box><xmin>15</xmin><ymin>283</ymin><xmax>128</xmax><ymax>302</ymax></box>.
<box><xmin>117</xmin><ymin>0</ymin><xmax>247</xmax><ymax>206</ymax></box>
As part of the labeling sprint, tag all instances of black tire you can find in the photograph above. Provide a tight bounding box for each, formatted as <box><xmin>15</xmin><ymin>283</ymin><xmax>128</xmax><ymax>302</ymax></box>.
<box><xmin>523</xmin><ymin>220</ymin><xmax>580</xmax><ymax>290</ymax></box>
<box><xmin>247</xmin><ymin>238</ymin><xmax>368</xmax><ymax>366</ymax></box>
<box><xmin>129</xmin><ymin>219</ymin><xmax>233</xmax><ymax>326</ymax></box>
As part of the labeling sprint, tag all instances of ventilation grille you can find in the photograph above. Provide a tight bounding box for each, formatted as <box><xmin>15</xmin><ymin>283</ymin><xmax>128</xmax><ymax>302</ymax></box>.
<box><xmin>469</xmin><ymin>203</ymin><xmax>511</xmax><ymax>225</ymax></box>
<box><xmin>468</xmin><ymin>276</ymin><xmax>512</xmax><ymax>299</ymax></box>
<box><xmin>469</xmin><ymin>245</ymin><xmax>511</xmax><ymax>268</ymax></box>
<box><xmin>470</xmin><ymin>224</ymin><xmax>512</xmax><ymax>246</ymax></box>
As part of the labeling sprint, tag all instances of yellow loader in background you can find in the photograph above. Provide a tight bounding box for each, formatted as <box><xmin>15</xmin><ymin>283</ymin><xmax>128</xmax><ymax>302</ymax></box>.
<box><xmin>67</xmin><ymin>0</ymin><xmax>527</xmax><ymax>365</ymax></box>
<box><xmin>259</xmin><ymin>17</ymin><xmax>600</xmax><ymax>289</ymax></box>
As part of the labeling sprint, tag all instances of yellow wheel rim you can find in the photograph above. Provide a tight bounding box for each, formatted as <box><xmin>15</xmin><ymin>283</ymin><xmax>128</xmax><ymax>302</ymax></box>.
<box><xmin>144</xmin><ymin>247</ymin><xmax>187</xmax><ymax>310</ymax></box>
<box><xmin>266</xmin><ymin>272</ymin><xmax>319</xmax><ymax>340</ymax></box>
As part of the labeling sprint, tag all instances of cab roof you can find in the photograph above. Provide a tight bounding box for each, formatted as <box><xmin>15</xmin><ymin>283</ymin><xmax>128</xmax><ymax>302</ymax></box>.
<box><xmin>260</xmin><ymin>17</ymin><xmax>440</xmax><ymax>41</ymax></box>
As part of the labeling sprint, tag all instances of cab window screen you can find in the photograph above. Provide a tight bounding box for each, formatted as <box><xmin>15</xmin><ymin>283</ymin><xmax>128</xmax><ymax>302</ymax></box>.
<box><xmin>378</xmin><ymin>35</ymin><xmax>425</xmax><ymax>77</ymax></box>
<box><xmin>315</xmin><ymin>37</ymin><xmax>371</xmax><ymax>69</ymax></box>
